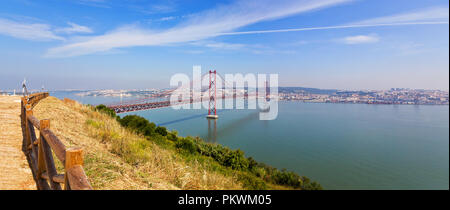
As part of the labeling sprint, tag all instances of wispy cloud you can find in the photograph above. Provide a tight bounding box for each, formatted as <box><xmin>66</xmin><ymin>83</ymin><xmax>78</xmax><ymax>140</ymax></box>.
<box><xmin>353</xmin><ymin>6</ymin><xmax>449</xmax><ymax>25</ymax></box>
<box><xmin>74</xmin><ymin>0</ymin><xmax>178</xmax><ymax>14</ymax></box>
<box><xmin>0</xmin><ymin>18</ymin><xmax>93</xmax><ymax>41</ymax></box>
<box><xmin>144</xmin><ymin>4</ymin><xmax>176</xmax><ymax>14</ymax></box>
<box><xmin>193</xmin><ymin>41</ymin><xmax>246</xmax><ymax>50</ymax></box>
<box><xmin>129</xmin><ymin>2</ymin><xmax>177</xmax><ymax>15</ymax></box>
<box><xmin>73</xmin><ymin>0</ymin><xmax>111</xmax><ymax>8</ymax></box>
<box><xmin>0</xmin><ymin>18</ymin><xmax>64</xmax><ymax>41</ymax></box>
<box><xmin>159</xmin><ymin>16</ymin><xmax>177</xmax><ymax>21</ymax></box>
<box><xmin>339</xmin><ymin>34</ymin><xmax>379</xmax><ymax>44</ymax></box>
<box><xmin>214</xmin><ymin>6</ymin><xmax>448</xmax><ymax>36</ymax></box>
<box><xmin>45</xmin><ymin>0</ymin><xmax>351</xmax><ymax>57</ymax></box>
<box><xmin>217</xmin><ymin>21</ymin><xmax>448</xmax><ymax>36</ymax></box>
<box><xmin>45</xmin><ymin>2</ymin><xmax>449</xmax><ymax>58</ymax></box>
<box><xmin>191</xmin><ymin>41</ymin><xmax>294</xmax><ymax>55</ymax></box>
<box><xmin>147</xmin><ymin>16</ymin><xmax>178</xmax><ymax>23</ymax></box>
<box><xmin>54</xmin><ymin>22</ymin><xmax>93</xmax><ymax>34</ymax></box>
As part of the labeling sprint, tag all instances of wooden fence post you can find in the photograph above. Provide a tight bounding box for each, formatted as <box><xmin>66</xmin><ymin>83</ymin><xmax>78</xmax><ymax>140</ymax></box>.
<box><xmin>25</xmin><ymin>104</ymin><xmax>32</xmax><ymax>149</ymax></box>
<box><xmin>64</xmin><ymin>147</ymin><xmax>92</xmax><ymax>190</ymax></box>
<box><xmin>65</xmin><ymin>148</ymin><xmax>83</xmax><ymax>190</ymax></box>
<box><xmin>65</xmin><ymin>148</ymin><xmax>84</xmax><ymax>169</ymax></box>
<box><xmin>40</xmin><ymin>119</ymin><xmax>62</xmax><ymax>190</ymax></box>
<box><xmin>37</xmin><ymin>120</ymin><xmax>47</xmax><ymax>178</ymax></box>
<box><xmin>20</xmin><ymin>99</ymin><xmax>26</xmax><ymax>151</ymax></box>
<box><xmin>25</xmin><ymin>104</ymin><xmax>51</xmax><ymax>190</ymax></box>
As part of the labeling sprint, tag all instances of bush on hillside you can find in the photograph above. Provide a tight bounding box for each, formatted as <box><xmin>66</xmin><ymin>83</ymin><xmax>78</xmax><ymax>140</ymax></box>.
<box><xmin>271</xmin><ymin>169</ymin><xmax>302</xmax><ymax>188</ymax></box>
<box><xmin>175</xmin><ymin>137</ymin><xmax>197</xmax><ymax>154</ymax></box>
<box><xmin>302</xmin><ymin>181</ymin><xmax>323</xmax><ymax>190</ymax></box>
<box><xmin>238</xmin><ymin>173</ymin><xmax>267</xmax><ymax>190</ymax></box>
<box><xmin>167</xmin><ymin>132</ymin><xmax>178</xmax><ymax>141</ymax></box>
<box><xmin>155</xmin><ymin>126</ymin><xmax>168</xmax><ymax>136</ymax></box>
<box><xmin>195</xmin><ymin>140</ymin><xmax>249</xmax><ymax>170</ymax></box>
<box><xmin>247</xmin><ymin>157</ymin><xmax>258</xmax><ymax>170</ymax></box>
<box><xmin>118</xmin><ymin>115</ymin><xmax>156</xmax><ymax>136</ymax></box>
<box><xmin>95</xmin><ymin>104</ymin><xmax>116</xmax><ymax>118</ymax></box>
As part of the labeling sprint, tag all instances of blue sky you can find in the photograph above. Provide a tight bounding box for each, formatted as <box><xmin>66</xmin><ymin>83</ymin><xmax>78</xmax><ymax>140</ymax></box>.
<box><xmin>0</xmin><ymin>0</ymin><xmax>448</xmax><ymax>90</ymax></box>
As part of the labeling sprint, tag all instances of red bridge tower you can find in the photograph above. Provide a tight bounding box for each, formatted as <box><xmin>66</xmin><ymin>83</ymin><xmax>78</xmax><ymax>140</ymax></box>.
<box><xmin>207</xmin><ymin>70</ymin><xmax>218</xmax><ymax>119</ymax></box>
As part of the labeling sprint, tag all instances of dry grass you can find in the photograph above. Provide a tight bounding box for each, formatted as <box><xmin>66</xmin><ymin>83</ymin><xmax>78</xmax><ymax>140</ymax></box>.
<box><xmin>33</xmin><ymin>96</ymin><xmax>242</xmax><ymax>190</ymax></box>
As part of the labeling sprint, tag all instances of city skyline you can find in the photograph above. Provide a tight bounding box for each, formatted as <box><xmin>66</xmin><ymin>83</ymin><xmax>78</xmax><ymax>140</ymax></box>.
<box><xmin>0</xmin><ymin>0</ymin><xmax>449</xmax><ymax>90</ymax></box>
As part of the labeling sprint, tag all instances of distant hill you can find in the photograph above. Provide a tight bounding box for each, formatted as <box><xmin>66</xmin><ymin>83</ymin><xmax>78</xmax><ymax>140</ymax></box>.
<box><xmin>279</xmin><ymin>87</ymin><xmax>338</xmax><ymax>95</ymax></box>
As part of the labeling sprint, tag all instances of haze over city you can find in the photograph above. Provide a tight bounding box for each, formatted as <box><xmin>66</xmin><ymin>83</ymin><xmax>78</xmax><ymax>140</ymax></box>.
<box><xmin>0</xmin><ymin>0</ymin><xmax>449</xmax><ymax>90</ymax></box>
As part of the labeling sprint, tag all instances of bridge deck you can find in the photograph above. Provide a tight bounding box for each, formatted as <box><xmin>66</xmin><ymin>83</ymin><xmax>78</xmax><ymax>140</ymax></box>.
<box><xmin>109</xmin><ymin>94</ymin><xmax>261</xmax><ymax>114</ymax></box>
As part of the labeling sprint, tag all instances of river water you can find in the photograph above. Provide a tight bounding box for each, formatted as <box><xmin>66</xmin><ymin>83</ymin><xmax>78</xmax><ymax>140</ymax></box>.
<box><xmin>52</xmin><ymin>91</ymin><xmax>449</xmax><ymax>189</ymax></box>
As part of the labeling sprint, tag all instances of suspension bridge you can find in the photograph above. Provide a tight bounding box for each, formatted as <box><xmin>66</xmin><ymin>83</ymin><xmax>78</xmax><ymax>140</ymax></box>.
<box><xmin>106</xmin><ymin>70</ymin><xmax>271</xmax><ymax>118</ymax></box>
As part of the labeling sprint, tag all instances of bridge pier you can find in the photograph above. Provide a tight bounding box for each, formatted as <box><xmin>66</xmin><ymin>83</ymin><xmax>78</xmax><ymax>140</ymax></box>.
<box><xmin>206</xmin><ymin>115</ymin><xmax>218</xmax><ymax>119</ymax></box>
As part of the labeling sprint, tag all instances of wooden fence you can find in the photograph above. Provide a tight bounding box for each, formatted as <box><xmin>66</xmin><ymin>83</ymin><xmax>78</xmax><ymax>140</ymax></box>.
<box><xmin>20</xmin><ymin>92</ymin><xmax>92</xmax><ymax>190</ymax></box>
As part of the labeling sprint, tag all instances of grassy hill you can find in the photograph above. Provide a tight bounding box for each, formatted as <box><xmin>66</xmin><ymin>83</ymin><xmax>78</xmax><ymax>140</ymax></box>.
<box><xmin>33</xmin><ymin>96</ymin><xmax>321</xmax><ymax>190</ymax></box>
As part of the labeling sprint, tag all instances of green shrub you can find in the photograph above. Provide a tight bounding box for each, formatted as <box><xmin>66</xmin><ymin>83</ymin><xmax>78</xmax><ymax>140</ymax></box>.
<box><xmin>271</xmin><ymin>169</ymin><xmax>302</xmax><ymax>188</ymax></box>
<box><xmin>195</xmin><ymin>141</ymin><xmax>249</xmax><ymax>170</ymax></box>
<box><xmin>299</xmin><ymin>176</ymin><xmax>323</xmax><ymax>190</ymax></box>
<box><xmin>224</xmin><ymin>149</ymin><xmax>248</xmax><ymax>170</ymax></box>
<box><xmin>167</xmin><ymin>132</ymin><xmax>178</xmax><ymax>141</ymax></box>
<box><xmin>155</xmin><ymin>126</ymin><xmax>168</xmax><ymax>136</ymax></box>
<box><xmin>175</xmin><ymin>137</ymin><xmax>197</xmax><ymax>154</ymax></box>
<box><xmin>118</xmin><ymin>115</ymin><xmax>156</xmax><ymax>136</ymax></box>
<box><xmin>238</xmin><ymin>173</ymin><xmax>267</xmax><ymax>190</ymax></box>
<box><xmin>247</xmin><ymin>157</ymin><xmax>258</xmax><ymax>170</ymax></box>
<box><xmin>251</xmin><ymin>166</ymin><xmax>266</xmax><ymax>178</ymax></box>
<box><xmin>95</xmin><ymin>104</ymin><xmax>116</xmax><ymax>117</ymax></box>
<box><xmin>302</xmin><ymin>181</ymin><xmax>323</xmax><ymax>190</ymax></box>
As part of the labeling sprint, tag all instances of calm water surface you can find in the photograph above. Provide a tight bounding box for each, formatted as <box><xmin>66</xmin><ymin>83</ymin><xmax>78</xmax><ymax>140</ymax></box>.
<box><xmin>54</xmin><ymin>91</ymin><xmax>449</xmax><ymax>190</ymax></box>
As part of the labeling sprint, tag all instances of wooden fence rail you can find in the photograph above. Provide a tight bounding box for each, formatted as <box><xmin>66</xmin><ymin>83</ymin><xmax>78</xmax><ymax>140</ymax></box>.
<box><xmin>20</xmin><ymin>92</ymin><xmax>92</xmax><ymax>190</ymax></box>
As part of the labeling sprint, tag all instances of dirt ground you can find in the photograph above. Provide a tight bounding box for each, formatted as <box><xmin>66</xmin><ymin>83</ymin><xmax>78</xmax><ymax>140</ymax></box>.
<box><xmin>0</xmin><ymin>95</ymin><xmax>36</xmax><ymax>190</ymax></box>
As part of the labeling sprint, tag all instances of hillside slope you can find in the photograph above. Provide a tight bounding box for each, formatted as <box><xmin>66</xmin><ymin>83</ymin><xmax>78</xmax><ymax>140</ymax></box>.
<box><xmin>32</xmin><ymin>96</ymin><xmax>321</xmax><ymax>190</ymax></box>
<box><xmin>33</xmin><ymin>96</ymin><xmax>242</xmax><ymax>189</ymax></box>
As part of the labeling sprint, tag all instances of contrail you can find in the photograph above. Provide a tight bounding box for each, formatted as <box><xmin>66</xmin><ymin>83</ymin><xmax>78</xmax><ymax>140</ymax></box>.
<box><xmin>217</xmin><ymin>21</ymin><xmax>449</xmax><ymax>36</ymax></box>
